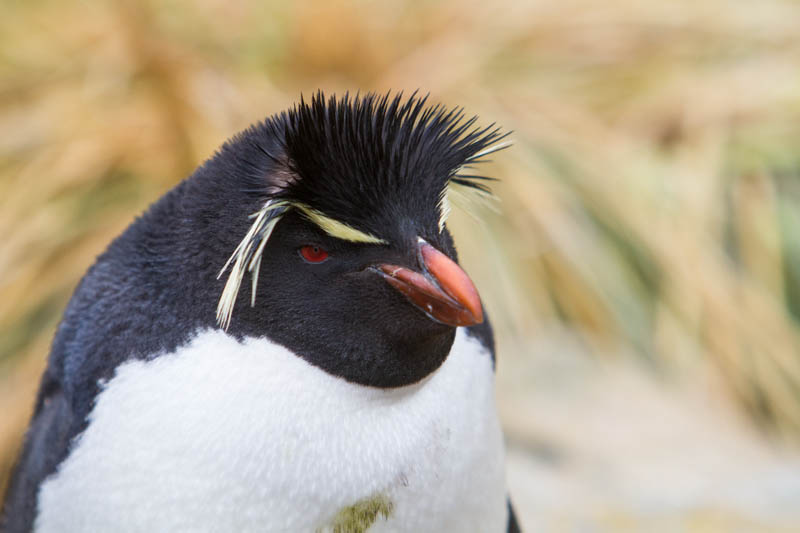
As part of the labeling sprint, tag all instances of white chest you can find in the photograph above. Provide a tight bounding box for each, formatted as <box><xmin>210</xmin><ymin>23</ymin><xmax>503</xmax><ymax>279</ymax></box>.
<box><xmin>35</xmin><ymin>329</ymin><xmax>507</xmax><ymax>533</ymax></box>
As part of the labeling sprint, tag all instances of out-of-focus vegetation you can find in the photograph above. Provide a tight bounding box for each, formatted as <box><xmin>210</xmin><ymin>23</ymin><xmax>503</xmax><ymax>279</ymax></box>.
<box><xmin>2</xmin><ymin>0</ymin><xmax>800</xmax><ymax>521</ymax></box>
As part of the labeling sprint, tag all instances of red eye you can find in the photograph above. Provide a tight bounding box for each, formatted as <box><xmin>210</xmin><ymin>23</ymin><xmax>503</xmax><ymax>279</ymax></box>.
<box><xmin>299</xmin><ymin>245</ymin><xmax>329</xmax><ymax>263</ymax></box>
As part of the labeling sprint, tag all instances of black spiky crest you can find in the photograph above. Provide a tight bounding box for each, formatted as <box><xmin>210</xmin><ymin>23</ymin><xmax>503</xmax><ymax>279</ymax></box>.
<box><xmin>269</xmin><ymin>91</ymin><xmax>506</xmax><ymax>212</ymax></box>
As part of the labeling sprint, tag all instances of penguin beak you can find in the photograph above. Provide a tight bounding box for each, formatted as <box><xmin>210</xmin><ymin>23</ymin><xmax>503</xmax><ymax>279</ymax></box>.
<box><xmin>375</xmin><ymin>239</ymin><xmax>484</xmax><ymax>327</ymax></box>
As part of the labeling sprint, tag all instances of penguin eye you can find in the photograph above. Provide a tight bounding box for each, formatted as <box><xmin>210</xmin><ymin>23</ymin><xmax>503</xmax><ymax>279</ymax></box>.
<box><xmin>299</xmin><ymin>245</ymin><xmax>329</xmax><ymax>264</ymax></box>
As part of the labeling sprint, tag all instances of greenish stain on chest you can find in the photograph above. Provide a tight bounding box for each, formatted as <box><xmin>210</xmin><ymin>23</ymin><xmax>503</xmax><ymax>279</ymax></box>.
<box><xmin>320</xmin><ymin>494</ymin><xmax>394</xmax><ymax>533</ymax></box>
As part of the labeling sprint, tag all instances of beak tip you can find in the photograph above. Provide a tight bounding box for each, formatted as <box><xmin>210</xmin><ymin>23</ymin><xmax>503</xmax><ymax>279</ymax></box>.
<box><xmin>461</xmin><ymin>305</ymin><xmax>484</xmax><ymax>327</ymax></box>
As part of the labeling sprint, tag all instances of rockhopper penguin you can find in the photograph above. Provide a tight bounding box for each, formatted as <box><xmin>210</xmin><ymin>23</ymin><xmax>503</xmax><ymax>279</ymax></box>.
<box><xmin>2</xmin><ymin>92</ymin><xmax>520</xmax><ymax>532</ymax></box>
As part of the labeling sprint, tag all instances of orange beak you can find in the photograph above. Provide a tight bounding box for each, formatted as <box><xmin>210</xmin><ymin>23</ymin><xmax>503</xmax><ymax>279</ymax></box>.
<box><xmin>375</xmin><ymin>239</ymin><xmax>483</xmax><ymax>327</ymax></box>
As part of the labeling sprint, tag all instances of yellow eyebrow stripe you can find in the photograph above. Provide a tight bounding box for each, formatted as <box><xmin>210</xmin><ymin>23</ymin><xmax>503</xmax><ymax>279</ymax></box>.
<box><xmin>293</xmin><ymin>203</ymin><xmax>388</xmax><ymax>244</ymax></box>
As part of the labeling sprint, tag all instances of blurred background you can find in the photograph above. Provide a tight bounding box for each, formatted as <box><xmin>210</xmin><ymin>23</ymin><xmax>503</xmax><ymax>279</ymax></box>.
<box><xmin>2</xmin><ymin>0</ymin><xmax>800</xmax><ymax>530</ymax></box>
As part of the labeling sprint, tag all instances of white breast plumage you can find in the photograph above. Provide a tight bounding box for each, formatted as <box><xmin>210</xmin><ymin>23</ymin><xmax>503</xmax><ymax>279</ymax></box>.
<box><xmin>35</xmin><ymin>328</ymin><xmax>507</xmax><ymax>533</ymax></box>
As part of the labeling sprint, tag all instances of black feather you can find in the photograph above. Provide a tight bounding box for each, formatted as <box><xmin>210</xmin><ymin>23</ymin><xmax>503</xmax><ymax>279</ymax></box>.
<box><xmin>254</xmin><ymin>91</ymin><xmax>505</xmax><ymax>241</ymax></box>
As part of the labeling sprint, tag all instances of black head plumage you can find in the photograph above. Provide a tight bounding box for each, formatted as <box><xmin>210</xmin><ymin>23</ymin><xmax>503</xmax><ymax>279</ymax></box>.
<box><xmin>215</xmin><ymin>92</ymin><xmax>510</xmax><ymax>329</ymax></box>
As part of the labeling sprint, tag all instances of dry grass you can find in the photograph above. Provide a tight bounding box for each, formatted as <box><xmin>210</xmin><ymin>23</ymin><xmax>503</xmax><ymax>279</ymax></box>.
<box><xmin>2</xmin><ymin>0</ymin><xmax>800</xmax><ymax>518</ymax></box>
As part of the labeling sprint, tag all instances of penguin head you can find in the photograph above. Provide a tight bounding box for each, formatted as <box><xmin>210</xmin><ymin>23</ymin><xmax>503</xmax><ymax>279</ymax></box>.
<box><xmin>210</xmin><ymin>92</ymin><xmax>507</xmax><ymax>388</ymax></box>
